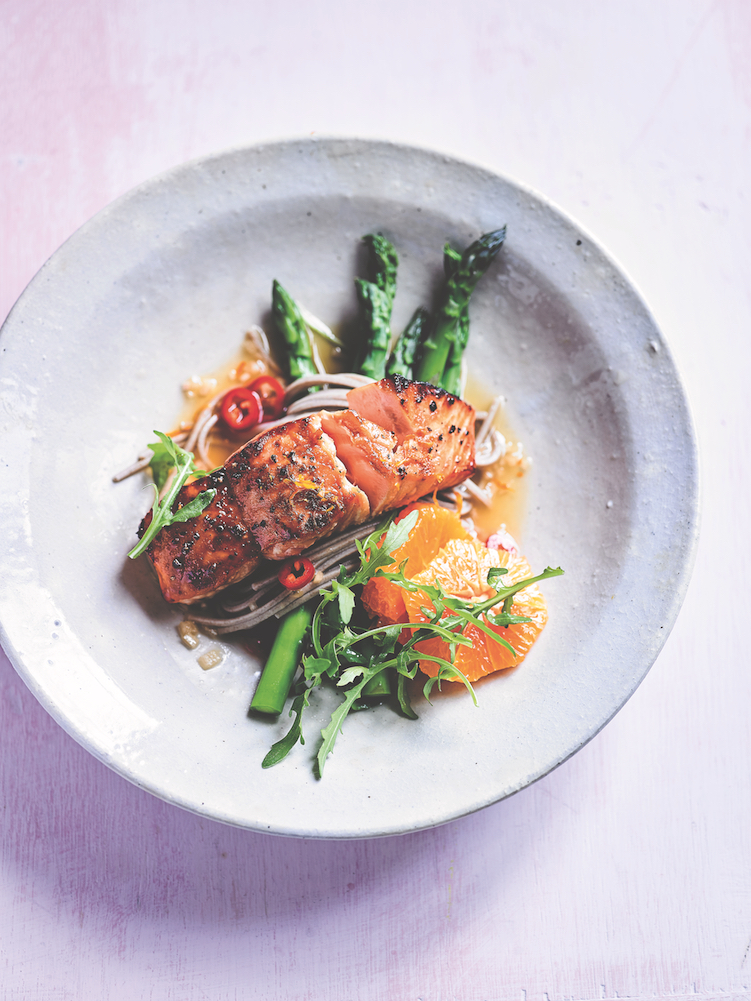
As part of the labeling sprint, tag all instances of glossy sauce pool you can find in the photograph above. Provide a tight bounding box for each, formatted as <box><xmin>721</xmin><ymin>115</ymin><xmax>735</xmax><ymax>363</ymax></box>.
<box><xmin>463</xmin><ymin>372</ymin><xmax>529</xmax><ymax>546</ymax></box>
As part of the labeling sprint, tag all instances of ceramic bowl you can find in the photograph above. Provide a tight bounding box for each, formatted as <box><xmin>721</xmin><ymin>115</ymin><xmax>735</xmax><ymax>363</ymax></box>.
<box><xmin>0</xmin><ymin>138</ymin><xmax>699</xmax><ymax>837</ymax></box>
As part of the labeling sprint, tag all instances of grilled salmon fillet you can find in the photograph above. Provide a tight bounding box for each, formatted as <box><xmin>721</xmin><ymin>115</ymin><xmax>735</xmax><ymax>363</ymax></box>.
<box><xmin>345</xmin><ymin>376</ymin><xmax>476</xmax><ymax>509</ymax></box>
<box><xmin>319</xmin><ymin>410</ymin><xmax>402</xmax><ymax>516</ymax></box>
<box><xmin>141</xmin><ymin>468</ymin><xmax>261</xmax><ymax>603</ymax></box>
<box><xmin>141</xmin><ymin>377</ymin><xmax>476</xmax><ymax>603</ymax></box>
<box><xmin>224</xmin><ymin>414</ymin><xmax>370</xmax><ymax>560</ymax></box>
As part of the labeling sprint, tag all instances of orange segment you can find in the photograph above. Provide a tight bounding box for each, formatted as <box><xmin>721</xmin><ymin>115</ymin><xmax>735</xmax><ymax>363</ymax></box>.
<box><xmin>402</xmin><ymin>539</ymin><xmax>548</xmax><ymax>682</ymax></box>
<box><xmin>361</xmin><ymin>503</ymin><xmax>471</xmax><ymax>624</ymax></box>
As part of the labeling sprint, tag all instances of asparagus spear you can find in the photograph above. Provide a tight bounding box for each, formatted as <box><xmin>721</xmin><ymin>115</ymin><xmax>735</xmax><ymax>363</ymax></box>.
<box><xmin>272</xmin><ymin>279</ymin><xmax>318</xmax><ymax>382</ymax></box>
<box><xmin>440</xmin><ymin>246</ymin><xmax>470</xmax><ymax>396</ymax></box>
<box><xmin>356</xmin><ymin>233</ymin><xmax>398</xmax><ymax>379</ymax></box>
<box><xmin>386</xmin><ymin>306</ymin><xmax>430</xmax><ymax>379</ymax></box>
<box><xmin>415</xmin><ymin>227</ymin><xmax>507</xmax><ymax>388</ymax></box>
<box><xmin>355</xmin><ymin>280</ymin><xmax>393</xmax><ymax>380</ymax></box>
<box><xmin>251</xmin><ymin>604</ymin><xmax>313</xmax><ymax>716</ymax></box>
<box><xmin>253</xmin><ymin>286</ymin><xmax>317</xmax><ymax>719</ymax></box>
<box><xmin>365</xmin><ymin>232</ymin><xmax>398</xmax><ymax>309</ymax></box>
<box><xmin>257</xmin><ymin>281</ymin><xmax>338</xmax><ymax>720</ymax></box>
<box><xmin>362</xmin><ymin>668</ymin><xmax>393</xmax><ymax>698</ymax></box>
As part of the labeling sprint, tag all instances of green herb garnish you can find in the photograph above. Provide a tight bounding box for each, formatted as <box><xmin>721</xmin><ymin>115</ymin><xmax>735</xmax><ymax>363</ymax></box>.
<box><xmin>260</xmin><ymin>510</ymin><xmax>564</xmax><ymax>776</ymax></box>
<box><xmin>146</xmin><ymin>435</ymin><xmax>179</xmax><ymax>492</ymax></box>
<box><xmin>127</xmin><ymin>431</ymin><xmax>216</xmax><ymax>560</ymax></box>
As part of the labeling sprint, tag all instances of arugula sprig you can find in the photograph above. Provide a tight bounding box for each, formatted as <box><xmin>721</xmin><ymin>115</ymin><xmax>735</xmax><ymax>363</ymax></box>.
<box><xmin>261</xmin><ymin>510</ymin><xmax>564</xmax><ymax>777</ymax></box>
<box><xmin>128</xmin><ymin>431</ymin><xmax>216</xmax><ymax>560</ymax></box>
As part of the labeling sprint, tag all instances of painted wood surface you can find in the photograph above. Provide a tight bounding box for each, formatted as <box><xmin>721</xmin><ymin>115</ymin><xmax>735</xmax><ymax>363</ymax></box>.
<box><xmin>1</xmin><ymin>1</ymin><xmax>749</xmax><ymax>997</ymax></box>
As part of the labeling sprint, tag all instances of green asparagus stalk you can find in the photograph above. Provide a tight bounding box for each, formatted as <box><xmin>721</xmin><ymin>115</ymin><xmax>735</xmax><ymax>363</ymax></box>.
<box><xmin>355</xmin><ymin>280</ymin><xmax>392</xmax><ymax>379</ymax></box>
<box><xmin>362</xmin><ymin>670</ymin><xmax>393</xmax><ymax>698</ymax></box>
<box><xmin>364</xmin><ymin>233</ymin><xmax>398</xmax><ymax>309</ymax></box>
<box><xmin>386</xmin><ymin>306</ymin><xmax>430</xmax><ymax>378</ymax></box>
<box><xmin>440</xmin><ymin>246</ymin><xmax>470</xmax><ymax>396</ymax></box>
<box><xmin>272</xmin><ymin>279</ymin><xmax>318</xmax><ymax>383</ymax></box>
<box><xmin>259</xmin><ymin>282</ymin><xmax>326</xmax><ymax>717</ymax></box>
<box><xmin>356</xmin><ymin>233</ymin><xmax>398</xmax><ymax>379</ymax></box>
<box><xmin>254</xmin><ymin>286</ymin><xmax>318</xmax><ymax>719</ymax></box>
<box><xmin>250</xmin><ymin>604</ymin><xmax>314</xmax><ymax>716</ymax></box>
<box><xmin>415</xmin><ymin>227</ymin><xmax>507</xmax><ymax>388</ymax></box>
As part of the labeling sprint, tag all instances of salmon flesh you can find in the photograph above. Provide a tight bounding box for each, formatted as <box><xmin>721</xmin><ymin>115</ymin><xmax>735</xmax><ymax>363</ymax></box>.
<box><xmin>141</xmin><ymin>376</ymin><xmax>476</xmax><ymax>603</ymax></box>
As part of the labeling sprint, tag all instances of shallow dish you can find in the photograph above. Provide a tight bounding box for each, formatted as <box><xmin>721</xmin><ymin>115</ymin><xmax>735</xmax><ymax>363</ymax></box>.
<box><xmin>0</xmin><ymin>138</ymin><xmax>698</xmax><ymax>838</ymax></box>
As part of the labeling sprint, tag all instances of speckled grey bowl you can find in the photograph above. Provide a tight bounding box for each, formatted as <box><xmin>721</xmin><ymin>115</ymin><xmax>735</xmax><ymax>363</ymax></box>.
<box><xmin>0</xmin><ymin>138</ymin><xmax>698</xmax><ymax>837</ymax></box>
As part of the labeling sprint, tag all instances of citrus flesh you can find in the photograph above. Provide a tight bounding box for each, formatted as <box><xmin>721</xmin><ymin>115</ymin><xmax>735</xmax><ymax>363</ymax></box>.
<box><xmin>361</xmin><ymin>502</ymin><xmax>548</xmax><ymax>682</ymax></box>
<box><xmin>361</xmin><ymin>502</ymin><xmax>471</xmax><ymax>625</ymax></box>
<box><xmin>405</xmin><ymin>540</ymin><xmax>548</xmax><ymax>682</ymax></box>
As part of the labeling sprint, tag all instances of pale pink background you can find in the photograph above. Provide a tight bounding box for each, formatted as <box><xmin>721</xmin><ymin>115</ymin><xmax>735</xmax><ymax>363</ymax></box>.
<box><xmin>2</xmin><ymin>1</ymin><xmax>750</xmax><ymax>999</ymax></box>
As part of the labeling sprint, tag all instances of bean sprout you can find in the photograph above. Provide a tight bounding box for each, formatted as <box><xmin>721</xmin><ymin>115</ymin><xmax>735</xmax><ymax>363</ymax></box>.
<box><xmin>195</xmin><ymin>413</ymin><xmax>218</xmax><ymax>468</ymax></box>
<box><xmin>244</xmin><ymin>325</ymin><xmax>282</xmax><ymax>375</ymax></box>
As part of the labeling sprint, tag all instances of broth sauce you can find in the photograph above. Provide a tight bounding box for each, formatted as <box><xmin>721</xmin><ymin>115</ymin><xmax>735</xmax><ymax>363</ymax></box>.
<box><xmin>463</xmin><ymin>372</ymin><xmax>529</xmax><ymax>545</ymax></box>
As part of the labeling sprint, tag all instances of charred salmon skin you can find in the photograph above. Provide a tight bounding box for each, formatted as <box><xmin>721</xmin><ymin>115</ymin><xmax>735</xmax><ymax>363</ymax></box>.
<box><xmin>142</xmin><ymin>468</ymin><xmax>261</xmax><ymax>604</ymax></box>
<box><xmin>224</xmin><ymin>413</ymin><xmax>370</xmax><ymax>560</ymax></box>
<box><xmin>140</xmin><ymin>377</ymin><xmax>476</xmax><ymax>603</ymax></box>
